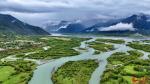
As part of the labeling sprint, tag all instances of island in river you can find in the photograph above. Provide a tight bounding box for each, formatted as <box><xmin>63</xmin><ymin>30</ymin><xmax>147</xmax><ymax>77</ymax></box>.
<box><xmin>0</xmin><ymin>34</ymin><xmax>150</xmax><ymax>84</ymax></box>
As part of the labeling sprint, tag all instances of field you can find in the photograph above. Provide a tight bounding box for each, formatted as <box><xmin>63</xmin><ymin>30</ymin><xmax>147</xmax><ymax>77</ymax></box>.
<box><xmin>0</xmin><ymin>60</ymin><xmax>36</xmax><ymax>84</ymax></box>
<box><xmin>0</xmin><ymin>35</ymin><xmax>87</xmax><ymax>60</ymax></box>
<box><xmin>16</xmin><ymin>37</ymin><xmax>87</xmax><ymax>59</ymax></box>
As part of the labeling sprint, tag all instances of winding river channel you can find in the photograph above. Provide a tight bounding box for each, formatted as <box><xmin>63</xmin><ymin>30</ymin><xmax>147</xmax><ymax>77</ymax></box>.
<box><xmin>27</xmin><ymin>36</ymin><xmax>150</xmax><ymax>84</ymax></box>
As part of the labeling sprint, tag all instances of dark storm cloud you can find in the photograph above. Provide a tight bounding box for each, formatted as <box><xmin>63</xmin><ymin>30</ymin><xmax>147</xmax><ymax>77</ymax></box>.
<box><xmin>0</xmin><ymin>0</ymin><xmax>150</xmax><ymax>26</ymax></box>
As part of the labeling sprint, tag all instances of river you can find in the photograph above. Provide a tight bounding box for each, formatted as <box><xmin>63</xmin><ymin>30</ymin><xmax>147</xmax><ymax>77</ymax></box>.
<box><xmin>29</xmin><ymin>36</ymin><xmax>150</xmax><ymax>84</ymax></box>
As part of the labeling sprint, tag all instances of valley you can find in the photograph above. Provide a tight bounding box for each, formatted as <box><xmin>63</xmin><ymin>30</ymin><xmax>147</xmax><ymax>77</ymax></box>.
<box><xmin>0</xmin><ymin>34</ymin><xmax>150</xmax><ymax>84</ymax></box>
<box><xmin>1</xmin><ymin>1</ymin><xmax>150</xmax><ymax>84</ymax></box>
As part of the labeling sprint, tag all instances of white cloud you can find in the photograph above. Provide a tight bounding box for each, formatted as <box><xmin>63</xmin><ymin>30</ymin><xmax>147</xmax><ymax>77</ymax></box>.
<box><xmin>99</xmin><ymin>23</ymin><xmax>136</xmax><ymax>31</ymax></box>
<box><xmin>1</xmin><ymin>0</ymin><xmax>150</xmax><ymax>26</ymax></box>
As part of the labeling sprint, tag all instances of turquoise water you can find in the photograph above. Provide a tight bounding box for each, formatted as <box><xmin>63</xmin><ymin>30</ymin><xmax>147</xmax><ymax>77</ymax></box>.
<box><xmin>29</xmin><ymin>36</ymin><xmax>150</xmax><ymax>84</ymax></box>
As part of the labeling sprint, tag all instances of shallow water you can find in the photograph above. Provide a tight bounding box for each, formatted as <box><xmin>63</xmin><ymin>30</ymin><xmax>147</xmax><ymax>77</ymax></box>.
<box><xmin>89</xmin><ymin>41</ymin><xmax>132</xmax><ymax>84</ymax></box>
<box><xmin>29</xmin><ymin>39</ymin><xmax>95</xmax><ymax>84</ymax></box>
<box><xmin>29</xmin><ymin>36</ymin><xmax>150</xmax><ymax>84</ymax></box>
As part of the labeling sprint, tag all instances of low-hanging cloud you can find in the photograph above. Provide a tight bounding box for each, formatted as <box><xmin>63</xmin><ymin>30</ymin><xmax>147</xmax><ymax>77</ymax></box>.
<box><xmin>99</xmin><ymin>23</ymin><xmax>136</xmax><ymax>31</ymax></box>
<box><xmin>1</xmin><ymin>0</ymin><xmax>150</xmax><ymax>26</ymax></box>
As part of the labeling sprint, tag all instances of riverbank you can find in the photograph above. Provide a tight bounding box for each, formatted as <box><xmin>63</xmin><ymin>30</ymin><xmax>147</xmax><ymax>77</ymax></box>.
<box><xmin>0</xmin><ymin>35</ymin><xmax>150</xmax><ymax>84</ymax></box>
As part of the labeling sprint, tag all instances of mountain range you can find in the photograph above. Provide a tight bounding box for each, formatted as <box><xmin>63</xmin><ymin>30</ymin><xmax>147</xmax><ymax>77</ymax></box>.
<box><xmin>44</xmin><ymin>13</ymin><xmax>150</xmax><ymax>35</ymax></box>
<box><xmin>0</xmin><ymin>14</ymin><xmax>49</xmax><ymax>35</ymax></box>
<box><xmin>1</xmin><ymin>13</ymin><xmax>150</xmax><ymax>35</ymax></box>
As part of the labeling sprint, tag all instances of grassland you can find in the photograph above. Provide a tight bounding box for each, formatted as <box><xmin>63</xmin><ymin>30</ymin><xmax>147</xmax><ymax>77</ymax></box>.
<box><xmin>52</xmin><ymin>60</ymin><xmax>98</xmax><ymax>84</ymax></box>
<box><xmin>0</xmin><ymin>35</ymin><xmax>88</xmax><ymax>60</ymax></box>
<box><xmin>0</xmin><ymin>60</ymin><xmax>36</xmax><ymax>84</ymax></box>
<box><xmin>0</xmin><ymin>35</ymin><xmax>45</xmax><ymax>59</ymax></box>
<box><xmin>16</xmin><ymin>37</ymin><xmax>88</xmax><ymax>59</ymax></box>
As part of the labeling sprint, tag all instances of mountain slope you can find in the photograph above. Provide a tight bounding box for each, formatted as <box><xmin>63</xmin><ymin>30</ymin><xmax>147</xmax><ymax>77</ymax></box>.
<box><xmin>44</xmin><ymin>13</ymin><xmax>150</xmax><ymax>35</ymax></box>
<box><xmin>58</xmin><ymin>23</ymin><xmax>85</xmax><ymax>33</ymax></box>
<box><xmin>84</xmin><ymin>19</ymin><xmax>121</xmax><ymax>33</ymax></box>
<box><xmin>121</xmin><ymin>14</ymin><xmax>150</xmax><ymax>34</ymax></box>
<box><xmin>44</xmin><ymin>21</ymin><xmax>70</xmax><ymax>33</ymax></box>
<box><xmin>83</xmin><ymin>13</ymin><xmax>150</xmax><ymax>35</ymax></box>
<box><xmin>44</xmin><ymin>20</ymin><xmax>85</xmax><ymax>33</ymax></box>
<box><xmin>0</xmin><ymin>14</ymin><xmax>50</xmax><ymax>35</ymax></box>
<box><xmin>44</xmin><ymin>19</ymin><xmax>105</xmax><ymax>33</ymax></box>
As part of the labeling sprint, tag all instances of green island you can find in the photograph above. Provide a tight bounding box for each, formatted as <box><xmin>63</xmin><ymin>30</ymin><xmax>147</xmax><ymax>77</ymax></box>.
<box><xmin>100</xmin><ymin>50</ymin><xmax>150</xmax><ymax>84</ymax></box>
<box><xmin>96</xmin><ymin>39</ymin><xmax>125</xmax><ymax>44</ymax></box>
<box><xmin>1</xmin><ymin>35</ymin><xmax>150</xmax><ymax>84</ymax></box>
<box><xmin>143</xmin><ymin>40</ymin><xmax>150</xmax><ymax>43</ymax></box>
<box><xmin>0</xmin><ymin>60</ymin><xmax>36</xmax><ymax>84</ymax></box>
<box><xmin>88</xmin><ymin>40</ymin><xmax>114</xmax><ymax>54</ymax></box>
<box><xmin>52</xmin><ymin>60</ymin><xmax>99</xmax><ymax>84</ymax></box>
<box><xmin>127</xmin><ymin>42</ymin><xmax>150</xmax><ymax>52</ymax></box>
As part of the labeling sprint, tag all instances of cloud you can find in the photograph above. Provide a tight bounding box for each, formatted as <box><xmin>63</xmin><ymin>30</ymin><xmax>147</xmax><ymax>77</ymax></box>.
<box><xmin>1</xmin><ymin>0</ymin><xmax>150</xmax><ymax>26</ymax></box>
<box><xmin>0</xmin><ymin>0</ymin><xmax>74</xmax><ymax>13</ymax></box>
<box><xmin>1</xmin><ymin>0</ymin><xmax>150</xmax><ymax>15</ymax></box>
<box><xmin>99</xmin><ymin>23</ymin><xmax>136</xmax><ymax>31</ymax></box>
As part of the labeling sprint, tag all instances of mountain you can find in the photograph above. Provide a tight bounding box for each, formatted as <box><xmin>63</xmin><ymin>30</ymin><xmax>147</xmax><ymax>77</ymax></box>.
<box><xmin>0</xmin><ymin>14</ymin><xmax>50</xmax><ymax>35</ymax></box>
<box><xmin>83</xmin><ymin>13</ymin><xmax>150</xmax><ymax>35</ymax></box>
<box><xmin>44</xmin><ymin>19</ymin><xmax>107</xmax><ymax>33</ymax></box>
<box><xmin>121</xmin><ymin>13</ymin><xmax>150</xmax><ymax>34</ymax></box>
<box><xmin>44</xmin><ymin>20</ymin><xmax>85</xmax><ymax>33</ymax></box>
<box><xmin>58</xmin><ymin>23</ymin><xmax>85</xmax><ymax>33</ymax></box>
<box><xmin>44</xmin><ymin>13</ymin><xmax>150</xmax><ymax>35</ymax></box>
<box><xmin>44</xmin><ymin>21</ymin><xmax>70</xmax><ymax>33</ymax></box>
<box><xmin>84</xmin><ymin>19</ymin><xmax>121</xmax><ymax>33</ymax></box>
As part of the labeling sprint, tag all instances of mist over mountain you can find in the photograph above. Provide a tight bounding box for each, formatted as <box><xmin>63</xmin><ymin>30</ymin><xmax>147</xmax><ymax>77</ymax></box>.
<box><xmin>84</xmin><ymin>13</ymin><xmax>150</xmax><ymax>35</ymax></box>
<box><xmin>44</xmin><ymin>13</ymin><xmax>150</xmax><ymax>35</ymax></box>
<box><xmin>1</xmin><ymin>11</ymin><xmax>150</xmax><ymax>35</ymax></box>
<box><xmin>44</xmin><ymin>19</ymin><xmax>112</xmax><ymax>33</ymax></box>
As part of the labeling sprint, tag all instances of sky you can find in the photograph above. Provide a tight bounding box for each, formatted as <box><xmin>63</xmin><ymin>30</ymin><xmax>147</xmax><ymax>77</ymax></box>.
<box><xmin>0</xmin><ymin>0</ymin><xmax>150</xmax><ymax>27</ymax></box>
